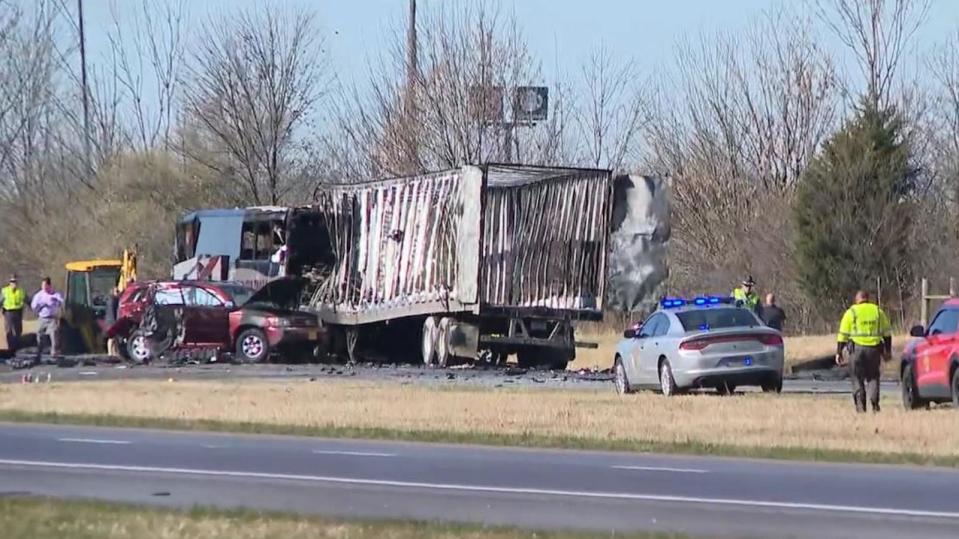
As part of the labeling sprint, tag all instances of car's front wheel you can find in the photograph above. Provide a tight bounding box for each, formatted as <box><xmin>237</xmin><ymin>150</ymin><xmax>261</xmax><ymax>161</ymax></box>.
<box><xmin>236</xmin><ymin>328</ymin><xmax>270</xmax><ymax>363</ymax></box>
<box><xmin>659</xmin><ymin>359</ymin><xmax>678</xmax><ymax>397</ymax></box>
<box><xmin>614</xmin><ymin>356</ymin><xmax>633</xmax><ymax>395</ymax></box>
<box><xmin>126</xmin><ymin>330</ymin><xmax>152</xmax><ymax>364</ymax></box>
<box><xmin>902</xmin><ymin>363</ymin><xmax>927</xmax><ymax>410</ymax></box>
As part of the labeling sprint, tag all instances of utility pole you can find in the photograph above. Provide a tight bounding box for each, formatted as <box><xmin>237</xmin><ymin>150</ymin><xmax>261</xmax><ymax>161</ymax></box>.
<box><xmin>406</xmin><ymin>0</ymin><xmax>417</xmax><ymax>90</ymax></box>
<box><xmin>402</xmin><ymin>0</ymin><xmax>418</xmax><ymax>172</ymax></box>
<box><xmin>78</xmin><ymin>0</ymin><xmax>92</xmax><ymax>171</ymax></box>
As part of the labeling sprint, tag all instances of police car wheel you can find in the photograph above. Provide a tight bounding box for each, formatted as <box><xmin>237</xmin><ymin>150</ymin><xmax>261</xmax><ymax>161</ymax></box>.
<box><xmin>614</xmin><ymin>357</ymin><xmax>633</xmax><ymax>395</ymax></box>
<box><xmin>659</xmin><ymin>360</ymin><xmax>677</xmax><ymax>397</ymax></box>
<box><xmin>761</xmin><ymin>376</ymin><xmax>783</xmax><ymax>394</ymax></box>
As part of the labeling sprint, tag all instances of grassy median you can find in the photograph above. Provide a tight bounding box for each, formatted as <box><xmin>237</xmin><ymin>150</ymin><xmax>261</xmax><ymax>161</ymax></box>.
<box><xmin>0</xmin><ymin>379</ymin><xmax>956</xmax><ymax>466</ymax></box>
<box><xmin>0</xmin><ymin>497</ymin><xmax>687</xmax><ymax>539</ymax></box>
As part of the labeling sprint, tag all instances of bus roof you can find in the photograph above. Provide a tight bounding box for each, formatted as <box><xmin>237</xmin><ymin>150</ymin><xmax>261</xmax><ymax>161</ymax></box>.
<box><xmin>179</xmin><ymin>206</ymin><xmax>289</xmax><ymax>224</ymax></box>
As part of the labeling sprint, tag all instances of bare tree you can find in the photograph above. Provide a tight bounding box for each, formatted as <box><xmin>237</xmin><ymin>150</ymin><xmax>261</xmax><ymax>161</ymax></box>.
<box><xmin>107</xmin><ymin>0</ymin><xmax>187</xmax><ymax>152</ymax></box>
<box><xmin>816</xmin><ymin>0</ymin><xmax>930</xmax><ymax>109</ymax></box>
<box><xmin>327</xmin><ymin>1</ymin><xmax>567</xmax><ymax>179</ymax></box>
<box><xmin>180</xmin><ymin>8</ymin><xmax>327</xmax><ymax>205</ymax></box>
<box><xmin>642</xmin><ymin>8</ymin><xmax>838</xmax><ymax>327</ymax></box>
<box><xmin>574</xmin><ymin>45</ymin><xmax>648</xmax><ymax>170</ymax></box>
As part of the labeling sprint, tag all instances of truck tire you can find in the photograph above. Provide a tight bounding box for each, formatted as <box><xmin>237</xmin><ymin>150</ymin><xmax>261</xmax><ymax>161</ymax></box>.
<box><xmin>436</xmin><ymin>317</ymin><xmax>451</xmax><ymax>368</ymax></box>
<box><xmin>421</xmin><ymin>316</ymin><xmax>438</xmax><ymax>366</ymax></box>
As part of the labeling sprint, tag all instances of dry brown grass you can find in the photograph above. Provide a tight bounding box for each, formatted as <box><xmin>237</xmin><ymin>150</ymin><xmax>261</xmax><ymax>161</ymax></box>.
<box><xmin>1</xmin><ymin>379</ymin><xmax>955</xmax><ymax>462</ymax></box>
<box><xmin>570</xmin><ymin>330</ymin><xmax>909</xmax><ymax>373</ymax></box>
<box><xmin>2</xmin><ymin>497</ymin><xmax>666</xmax><ymax>539</ymax></box>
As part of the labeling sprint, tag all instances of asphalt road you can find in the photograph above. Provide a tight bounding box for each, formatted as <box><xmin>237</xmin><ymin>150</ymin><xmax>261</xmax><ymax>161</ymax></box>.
<box><xmin>0</xmin><ymin>361</ymin><xmax>899</xmax><ymax>395</ymax></box>
<box><xmin>0</xmin><ymin>423</ymin><xmax>956</xmax><ymax>538</ymax></box>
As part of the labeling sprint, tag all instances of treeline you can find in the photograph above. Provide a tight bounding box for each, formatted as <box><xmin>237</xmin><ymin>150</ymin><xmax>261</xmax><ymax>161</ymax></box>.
<box><xmin>0</xmin><ymin>0</ymin><xmax>954</xmax><ymax>332</ymax></box>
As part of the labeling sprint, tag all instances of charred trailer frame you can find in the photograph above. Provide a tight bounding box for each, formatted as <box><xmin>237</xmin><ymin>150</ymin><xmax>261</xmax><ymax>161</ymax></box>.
<box><xmin>307</xmin><ymin>164</ymin><xmax>613</xmax><ymax>369</ymax></box>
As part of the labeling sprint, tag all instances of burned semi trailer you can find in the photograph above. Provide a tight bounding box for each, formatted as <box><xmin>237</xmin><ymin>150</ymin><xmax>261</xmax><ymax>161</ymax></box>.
<box><xmin>306</xmin><ymin>164</ymin><xmax>615</xmax><ymax>369</ymax></box>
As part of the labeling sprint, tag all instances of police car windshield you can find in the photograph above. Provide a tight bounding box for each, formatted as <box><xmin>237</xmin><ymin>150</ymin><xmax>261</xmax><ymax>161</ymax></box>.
<box><xmin>677</xmin><ymin>308</ymin><xmax>758</xmax><ymax>332</ymax></box>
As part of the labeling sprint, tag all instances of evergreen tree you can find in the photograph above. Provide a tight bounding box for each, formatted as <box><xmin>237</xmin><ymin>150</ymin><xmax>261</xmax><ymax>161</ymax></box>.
<box><xmin>793</xmin><ymin>101</ymin><xmax>917</xmax><ymax>318</ymax></box>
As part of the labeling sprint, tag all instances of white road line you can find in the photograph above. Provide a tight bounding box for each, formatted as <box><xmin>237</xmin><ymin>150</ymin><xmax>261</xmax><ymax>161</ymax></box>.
<box><xmin>612</xmin><ymin>465</ymin><xmax>708</xmax><ymax>474</ymax></box>
<box><xmin>57</xmin><ymin>438</ymin><xmax>131</xmax><ymax>445</ymax></box>
<box><xmin>0</xmin><ymin>458</ymin><xmax>957</xmax><ymax>520</ymax></box>
<box><xmin>312</xmin><ymin>450</ymin><xmax>396</xmax><ymax>457</ymax></box>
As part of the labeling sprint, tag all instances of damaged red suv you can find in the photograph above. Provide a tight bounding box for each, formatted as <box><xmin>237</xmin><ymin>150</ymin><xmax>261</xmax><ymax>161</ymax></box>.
<box><xmin>109</xmin><ymin>278</ymin><xmax>324</xmax><ymax>363</ymax></box>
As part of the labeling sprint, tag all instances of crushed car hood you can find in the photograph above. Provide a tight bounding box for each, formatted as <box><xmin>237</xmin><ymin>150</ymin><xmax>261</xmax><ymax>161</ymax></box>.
<box><xmin>244</xmin><ymin>276</ymin><xmax>306</xmax><ymax>311</ymax></box>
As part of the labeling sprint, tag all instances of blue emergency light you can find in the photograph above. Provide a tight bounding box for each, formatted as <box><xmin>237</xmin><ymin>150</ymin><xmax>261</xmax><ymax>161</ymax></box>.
<box><xmin>660</xmin><ymin>298</ymin><xmax>686</xmax><ymax>308</ymax></box>
<box><xmin>660</xmin><ymin>296</ymin><xmax>734</xmax><ymax>309</ymax></box>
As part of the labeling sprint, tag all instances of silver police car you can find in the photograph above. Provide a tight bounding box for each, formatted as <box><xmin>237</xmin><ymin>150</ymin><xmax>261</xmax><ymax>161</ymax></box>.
<box><xmin>614</xmin><ymin>297</ymin><xmax>784</xmax><ymax>396</ymax></box>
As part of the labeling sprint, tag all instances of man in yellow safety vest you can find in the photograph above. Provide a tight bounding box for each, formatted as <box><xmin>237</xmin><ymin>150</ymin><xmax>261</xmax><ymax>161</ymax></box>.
<box><xmin>836</xmin><ymin>290</ymin><xmax>892</xmax><ymax>413</ymax></box>
<box><xmin>732</xmin><ymin>275</ymin><xmax>761</xmax><ymax>315</ymax></box>
<box><xmin>2</xmin><ymin>275</ymin><xmax>27</xmax><ymax>352</ymax></box>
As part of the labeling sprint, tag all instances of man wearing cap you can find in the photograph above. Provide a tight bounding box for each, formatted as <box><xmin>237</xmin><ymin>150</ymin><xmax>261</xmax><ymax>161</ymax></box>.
<box><xmin>1</xmin><ymin>275</ymin><xmax>26</xmax><ymax>353</ymax></box>
<box><xmin>732</xmin><ymin>276</ymin><xmax>761</xmax><ymax>315</ymax></box>
<box><xmin>836</xmin><ymin>290</ymin><xmax>892</xmax><ymax>413</ymax></box>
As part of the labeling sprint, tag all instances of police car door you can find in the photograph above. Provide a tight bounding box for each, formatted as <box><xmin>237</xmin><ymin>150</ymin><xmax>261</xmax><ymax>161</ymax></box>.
<box><xmin>638</xmin><ymin>314</ymin><xmax>667</xmax><ymax>385</ymax></box>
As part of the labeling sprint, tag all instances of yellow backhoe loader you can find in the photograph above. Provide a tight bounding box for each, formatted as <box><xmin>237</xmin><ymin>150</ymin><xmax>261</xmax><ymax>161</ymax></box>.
<box><xmin>60</xmin><ymin>247</ymin><xmax>138</xmax><ymax>355</ymax></box>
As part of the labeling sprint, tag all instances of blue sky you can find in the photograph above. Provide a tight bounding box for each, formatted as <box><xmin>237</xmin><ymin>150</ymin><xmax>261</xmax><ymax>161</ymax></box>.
<box><xmin>79</xmin><ymin>0</ymin><xmax>959</xmax><ymax>73</ymax></box>
<box><xmin>75</xmin><ymin>0</ymin><xmax>959</xmax><ymax>104</ymax></box>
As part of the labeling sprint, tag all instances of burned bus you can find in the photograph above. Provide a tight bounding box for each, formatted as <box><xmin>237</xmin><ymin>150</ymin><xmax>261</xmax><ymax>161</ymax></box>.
<box><xmin>172</xmin><ymin>206</ymin><xmax>333</xmax><ymax>291</ymax></box>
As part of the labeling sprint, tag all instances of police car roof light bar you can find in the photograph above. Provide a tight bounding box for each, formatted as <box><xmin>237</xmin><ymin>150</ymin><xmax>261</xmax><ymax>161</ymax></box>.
<box><xmin>661</xmin><ymin>296</ymin><xmax>735</xmax><ymax>309</ymax></box>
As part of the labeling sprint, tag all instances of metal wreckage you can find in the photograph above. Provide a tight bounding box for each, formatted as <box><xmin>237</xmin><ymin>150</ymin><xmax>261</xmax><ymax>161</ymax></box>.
<box><xmin>135</xmin><ymin>164</ymin><xmax>670</xmax><ymax>367</ymax></box>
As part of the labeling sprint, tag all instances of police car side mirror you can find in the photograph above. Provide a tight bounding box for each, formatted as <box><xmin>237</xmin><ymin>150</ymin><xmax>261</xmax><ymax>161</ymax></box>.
<box><xmin>623</xmin><ymin>328</ymin><xmax>638</xmax><ymax>339</ymax></box>
<box><xmin>909</xmin><ymin>325</ymin><xmax>926</xmax><ymax>338</ymax></box>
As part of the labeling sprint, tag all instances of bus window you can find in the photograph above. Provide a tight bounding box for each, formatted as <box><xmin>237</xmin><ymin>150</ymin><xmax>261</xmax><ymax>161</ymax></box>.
<box><xmin>240</xmin><ymin>221</ymin><xmax>274</xmax><ymax>261</ymax></box>
<box><xmin>175</xmin><ymin>220</ymin><xmax>199</xmax><ymax>263</ymax></box>
<box><xmin>241</xmin><ymin>224</ymin><xmax>256</xmax><ymax>260</ymax></box>
<box><xmin>255</xmin><ymin>222</ymin><xmax>273</xmax><ymax>260</ymax></box>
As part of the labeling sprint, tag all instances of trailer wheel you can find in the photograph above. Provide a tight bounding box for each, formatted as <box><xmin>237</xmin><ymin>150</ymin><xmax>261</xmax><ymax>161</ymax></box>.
<box><xmin>421</xmin><ymin>316</ymin><xmax>438</xmax><ymax>366</ymax></box>
<box><xmin>436</xmin><ymin>317</ymin><xmax>451</xmax><ymax>368</ymax></box>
